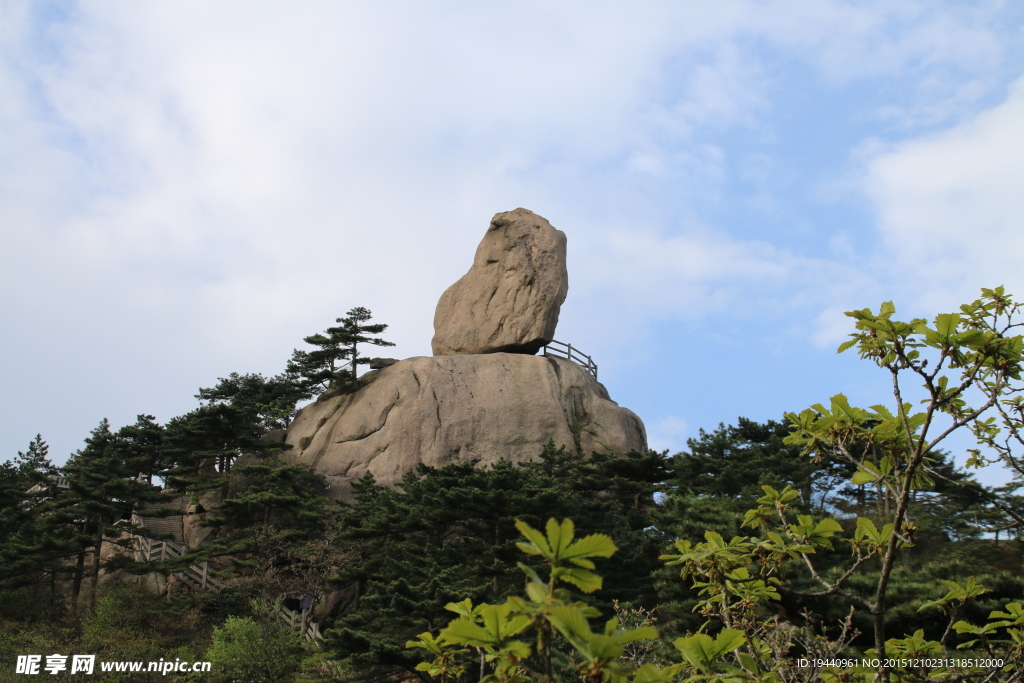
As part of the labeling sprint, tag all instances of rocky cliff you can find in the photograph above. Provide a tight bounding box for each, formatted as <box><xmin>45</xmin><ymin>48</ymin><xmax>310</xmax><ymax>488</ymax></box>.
<box><xmin>284</xmin><ymin>208</ymin><xmax>646</xmax><ymax>501</ymax></box>
<box><xmin>285</xmin><ymin>353</ymin><xmax>646</xmax><ymax>500</ymax></box>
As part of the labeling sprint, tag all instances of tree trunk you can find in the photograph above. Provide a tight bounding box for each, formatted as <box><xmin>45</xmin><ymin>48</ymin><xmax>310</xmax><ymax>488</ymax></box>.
<box><xmin>72</xmin><ymin>550</ymin><xmax>85</xmax><ymax>598</ymax></box>
<box><xmin>351</xmin><ymin>342</ymin><xmax>358</xmax><ymax>384</ymax></box>
<box><xmin>493</xmin><ymin>522</ymin><xmax>500</xmax><ymax>595</ymax></box>
<box><xmin>90</xmin><ymin>519</ymin><xmax>104</xmax><ymax>608</ymax></box>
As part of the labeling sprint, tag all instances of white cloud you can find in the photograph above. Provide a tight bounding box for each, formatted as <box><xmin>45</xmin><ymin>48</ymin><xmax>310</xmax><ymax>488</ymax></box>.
<box><xmin>580</xmin><ymin>226</ymin><xmax>792</xmax><ymax>314</ymax></box>
<box><xmin>863</xmin><ymin>76</ymin><xmax>1024</xmax><ymax>310</ymax></box>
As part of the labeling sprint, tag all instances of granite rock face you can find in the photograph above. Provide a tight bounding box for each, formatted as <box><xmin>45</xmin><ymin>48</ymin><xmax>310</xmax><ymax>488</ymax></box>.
<box><xmin>284</xmin><ymin>354</ymin><xmax>646</xmax><ymax>501</ymax></box>
<box><xmin>431</xmin><ymin>208</ymin><xmax>568</xmax><ymax>356</ymax></box>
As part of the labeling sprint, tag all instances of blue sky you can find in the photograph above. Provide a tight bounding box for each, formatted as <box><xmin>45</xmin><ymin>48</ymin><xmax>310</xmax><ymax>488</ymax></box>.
<box><xmin>2</xmin><ymin>1</ymin><xmax>1023</xmax><ymax>487</ymax></box>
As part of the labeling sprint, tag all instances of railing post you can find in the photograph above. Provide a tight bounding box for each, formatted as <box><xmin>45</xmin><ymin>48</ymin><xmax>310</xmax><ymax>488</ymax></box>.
<box><xmin>545</xmin><ymin>340</ymin><xmax>596</xmax><ymax>378</ymax></box>
<box><xmin>201</xmin><ymin>562</ymin><xmax>208</xmax><ymax>590</ymax></box>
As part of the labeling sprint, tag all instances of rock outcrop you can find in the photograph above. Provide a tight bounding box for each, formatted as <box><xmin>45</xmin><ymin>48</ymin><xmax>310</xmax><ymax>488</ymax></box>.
<box><xmin>285</xmin><ymin>353</ymin><xmax>646</xmax><ymax>501</ymax></box>
<box><xmin>283</xmin><ymin>207</ymin><xmax>647</xmax><ymax>501</ymax></box>
<box><xmin>431</xmin><ymin>208</ymin><xmax>568</xmax><ymax>356</ymax></box>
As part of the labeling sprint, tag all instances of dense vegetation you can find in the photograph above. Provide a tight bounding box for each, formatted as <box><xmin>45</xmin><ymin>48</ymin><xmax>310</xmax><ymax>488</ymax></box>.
<box><xmin>2</xmin><ymin>292</ymin><xmax>1024</xmax><ymax>682</ymax></box>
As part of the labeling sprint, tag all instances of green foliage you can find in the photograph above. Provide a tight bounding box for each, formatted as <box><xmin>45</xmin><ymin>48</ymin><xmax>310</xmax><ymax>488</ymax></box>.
<box><xmin>81</xmin><ymin>586</ymin><xmax>207</xmax><ymax>665</ymax></box>
<box><xmin>669</xmin><ymin>418</ymin><xmax>850</xmax><ymax>512</ymax></box>
<box><xmin>412</xmin><ymin>518</ymin><xmax>808</xmax><ymax>682</ymax></box>
<box><xmin>326</xmin><ymin>443</ymin><xmax>669</xmax><ymax>680</ymax></box>
<box><xmin>515</xmin><ymin>518</ymin><xmax>617</xmax><ymax>594</ymax></box>
<box><xmin>422</xmin><ymin>518</ymin><xmax>665</xmax><ymax>682</ymax></box>
<box><xmin>213</xmin><ymin>460</ymin><xmax>328</xmax><ymax>536</ymax></box>
<box><xmin>0</xmin><ymin>435</ymin><xmax>65</xmax><ymax>587</ymax></box>
<box><xmin>52</xmin><ymin>418</ymin><xmax>172</xmax><ymax>602</ymax></box>
<box><xmin>161</xmin><ymin>404</ymin><xmax>280</xmax><ymax>492</ymax></box>
<box><xmin>206</xmin><ymin>602</ymin><xmax>303</xmax><ymax>683</ymax></box>
<box><xmin>196</xmin><ymin>458</ymin><xmax>331</xmax><ymax>585</ymax></box>
<box><xmin>112</xmin><ymin>414</ymin><xmax>167</xmax><ymax>486</ymax></box>
<box><xmin>0</xmin><ymin>584</ymin><xmax>217</xmax><ymax>683</ymax></box>
<box><xmin>14</xmin><ymin>434</ymin><xmax>56</xmax><ymax>485</ymax></box>
<box><xmin>662</xmin><ymin>490</ymin><xmax>1024</xmax><ymax>681</ymax></box>
<box><xmin>198</xmin><ymin>371</ymin><xmax>310</xmax><ymax>434</ymax></box>
<box><xmin>779</xmin><ymin>288</ymin><xmax>1024</xmax><ymax>674</ymax></box>
<box><xmin>286</xmin><ymin>307</ymin><xmax>395</xmax><ymax>396</ymax></box>
<box><xmin>671</xmin><ymin>629</ymin><xmax>748</xmax><ymax>678</ymax></box>
<box><xmin>407</xmin><ymin>629</ymin><xmax>470</xmax><ymax>680</ymax></box>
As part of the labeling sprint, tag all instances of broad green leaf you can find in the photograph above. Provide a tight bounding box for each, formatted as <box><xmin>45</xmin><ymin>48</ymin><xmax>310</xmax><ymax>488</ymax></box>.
<box><xmin>553</xmin><ymin>566</ymin><xmax>603</xmax><ymax>593</ymax></box>
<box><xmin>674</xmin><ymin>633</ymin><xmax>717</xmax><ymax>667</ymax></box>
<box><xmin>704</xmin><ymin>531</ymin><xmax>726</xmax><ymax>547</ymax></box>
<box><xmin>481</xmin><ymin>604</ymin><xmax>530</xmax><ymax>640</ymax></box>
<box><xmin>737</xmin><ymin>652</ymin><xmax>759</xmax><ymax>673</ymax></box>
<box><xmin>546</xmin><ymin>605</ymin><xmax>595</xmax><ymax>653</ymax></box>
<box><xmin>564</xmin><ymin>532</ymin><xmax>618</xmax><ymax>566</ymax></box>
<box><xmin>855</xmin><ymin>517</ymin><xmax>879</xmax><ymax>541</ymax></box>
<box><xmin>990</xmin><ymin>602</ymin><xmax>1024</xmax><ymax>624</ymax></box>
<box><xmin>815</xmin><ymin>518</ymin><xmax>843</xmax><ymax>535</ymax></box>
<box><xmin>934</xmin><ymin>312</ymin><xmax>960</xmax><ymax>338</ymax></box>
<box><xmin>406</xmin><ymin>632</ymin><xmax>448</xmax><ymax>653</ymax></box>
<box><xmin>711</xmin><ymin>629</ymin><xmax>746</xmax><ymax>657</ymax></box>
<box><xmin>441</xmin><ymin>604</ymin><xmax>530</xmax><ymax>648</ymax></box>
<box><xmin>837</xmin><ymin>338</ymin><xmax>858</xmax><ymax>353</ymax></box>
<box><xmin>525</xmin><ymin>581</ymin><xmax>547</xmax><ymax>603</ymax></box>
<box><xmin>515</xmin><ymin>518</ymin><xmax>616</xmax><ymax>576</ymax></box>
<box><xmin>870</xmin><ymin>404</ymin><xmax>895</xmax><ymax>419</ymax></box>
<box><xmin>445</xmin><ymin>598</ymin><xmax>478</xmax><ymax>616</ymax></box>
<box><xmin>879</xmin><ymin>456</ymin><xmax>894</xmax><ymax>476</ymax></box>
<box><xmin>442</xmin><ymin>618</ymin><xmax>496</xmax><ymax>647</ymax></box>
<box><xmin>673</xmin><ymin>628</ymin><xmax>745</xmax><ymax>667</ymax></box>
<box><xmin>514</xmin><ymin>519</ymin><xmax>553</xmax><ymax>558</ymax></box>
<box><xmin>616</xmin><ymin>625</ymin><xmax>659</xmax><ymax>644</ymax></box>
<box><xmin>546</xmin><ymin>517</ymin><xmax>573</xmax><ymax>556</ymax></box>
<box><xmin>584</xmin><ymin>634</ymin><xmax>625</xmax><ymax>662</ymax></box>
<box><xmin>851</xmin><ymin>471</ymin><xmax>873</xmax><ymax>485</ymax></box>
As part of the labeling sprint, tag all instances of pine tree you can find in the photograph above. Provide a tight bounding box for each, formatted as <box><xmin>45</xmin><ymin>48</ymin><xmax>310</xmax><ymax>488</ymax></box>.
<box><xmin>286</xmin><ymin>307</ymin><xmax>395</xmax><ymax>397</ymax></box>
<box><xmin>161</xmin><ymin>404</ymin><xmax>277</xmax><ymax>493</ymax></box>
<box><xmin>15</xmin><ymin>434</ymin><xmax>57</xmax><ymax>486</ymax></box>
<box><xmin>1</xmin><ymin>435</ymin><xmax>57</xmax><ymax>534</ymax></box>
<box><xmin>113</xmin><ymin>415</ymin><xmax>166</xmax><ymax>486</ymax></box>
<box><xmin>333</xmin><ymin>306</ymin><xmax>396</xmax><ymax>385</ymax></box>
<box><xmin>197</xmin><ymin>370</ymin><xmax>310</xmax><ymax>434</ymax></box>
<box><xmin>668</xmin><ymin>417</ymin><xmax>851</xmax><ymax>512</ymax></box>
<box><xmin>0</xmin><ymin>435</ymin><xmax>75</xmax><ymax>591</ymax></box>
<box><xmin>194</xmin><ymin>458</ymin><xmax>331</xmax><ymax>593</ymax></box>
<box><xmin>61</xmin><ymin>419</ymin><xmax>166</xmax><ymax>604</ymax></box>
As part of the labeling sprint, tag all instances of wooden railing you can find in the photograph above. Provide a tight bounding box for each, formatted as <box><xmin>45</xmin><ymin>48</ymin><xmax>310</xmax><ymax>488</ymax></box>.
<box><xmin>277</xmin><ymin>604</ymin><xmax>325</xmax><ymax>644</ymax></box>
<box><xmin>542</xmin><ymin>340</ymin><xmax>598</xmax><ymax>379</ymax></box>
<box><xmin>133</xmin><ymin>532</ymin><xmax>224</xmax><ymax>592</ymax></box>
<box><xmin>132</xmin><ymin>519</ymin><xmax>323</xmax><ymax>644</ymax></box>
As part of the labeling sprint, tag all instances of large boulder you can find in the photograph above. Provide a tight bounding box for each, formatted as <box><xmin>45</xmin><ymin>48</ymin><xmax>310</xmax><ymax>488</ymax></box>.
<box><xmin>285</xmin><ymin>354</ymin><xmax>646</xmax><ymax>501</ymax></box>
<box><xmin>431</xmin><ymin>208</ymin><xmax>569</xmax><ymax>356</ymax></box>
